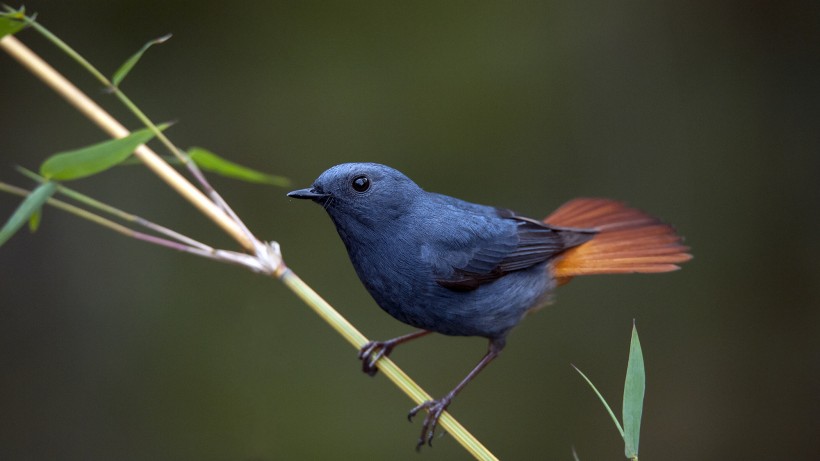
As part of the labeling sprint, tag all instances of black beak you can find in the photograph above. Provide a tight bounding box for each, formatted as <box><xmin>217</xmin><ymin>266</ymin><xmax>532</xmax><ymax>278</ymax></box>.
<box><xmin>287</xmin><ymin>187</ymin><xmax>329</xmax><ymax>200</ymax></box>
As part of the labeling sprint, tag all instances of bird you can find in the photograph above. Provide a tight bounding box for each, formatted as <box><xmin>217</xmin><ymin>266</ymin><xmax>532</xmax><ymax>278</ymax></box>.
<box><xmin>287</xmin><ymin>162</ymin><xmax>690</xmax><ymax>449</ymax></box>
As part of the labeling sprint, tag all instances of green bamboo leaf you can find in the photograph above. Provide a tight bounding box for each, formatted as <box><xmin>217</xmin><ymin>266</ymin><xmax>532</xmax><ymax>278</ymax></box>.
<box><xmin>0</xmin><ymin>7</ymin><xmax>26</xmax><ymax>39</ymax></box>
<box><xmin>40</xmin><ymin>125</ymin><xmax>167</xmax><ymax>181</ymax></box>
<box><xmin>111</xmin><ymin>33</ymin><xmax>172</xmax><ymax>87</ymax></box>
<box><xmin>188</xmin><ymin>147</ymin><xmax>291</xmax><ymax>186</ymax></box>
<box><xmin>572</xmin><ymin>364</ymin><xmax>624</xmax><ymax>438</ymax></box>
<box><xmin>28</xmin><ymin>208</ymin><xmax>42</xmax><ymax>232</ymax></box>
<box><xmin>0</xmin><ymin>181</ymin><xmax>56</xmax><ymax>247</ymax></box>
<box><xmin>623</xmin><ymin>321</ymin><xmax>645</xmax><ymax>459</ymax></box>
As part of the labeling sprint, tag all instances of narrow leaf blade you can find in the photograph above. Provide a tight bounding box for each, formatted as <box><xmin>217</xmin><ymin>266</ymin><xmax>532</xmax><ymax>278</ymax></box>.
<box><xmin>112</xmin><ymin>33</ymin><xmax>172</xmax><ymax>87</ymax></box>
<box><xmin>572</xmin><ymin>364</ymin><xmax>625</xmax><ymax>438</ymax></box>
<box><xmin>188</xmin><ymin>147</ymin><xmax>290</xmax><ymax>186</ymax></box>
<box><xmin>40</xmin><ymin>125</ymin><xmax>166</xmax><ymax>181</ymax></box>
<box><xmin>0</xmin><ymin>7</ymin><xmax>26</xmax><ymax>39</ymax></box>
<box><xmin>28</xmin><ymin>208</ymin><xmax>42</xmax><ymax>232</ymax></box>
<box><xmin>0</xmin><ymin>181</ymin><xmax>57</xmax><ymax>247</ymax></box>
<box><xmin>623</xmin><ymin>321</ymin><xmax>646</xmax><ymax>459</ymax></box>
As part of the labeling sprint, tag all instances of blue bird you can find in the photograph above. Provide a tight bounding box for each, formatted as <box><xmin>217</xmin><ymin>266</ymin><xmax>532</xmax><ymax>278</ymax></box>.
<box><xmin>288</xmin><ymin>163</ymin><xmax>690</xmax><ymax>448</ymax></box>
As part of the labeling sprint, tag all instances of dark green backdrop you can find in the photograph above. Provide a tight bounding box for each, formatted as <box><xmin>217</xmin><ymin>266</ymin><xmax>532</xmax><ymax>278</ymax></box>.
<box><xmin>2</xmin><ymin>1</ymin><xmax>818</xmax><ymax>459</ymax></box>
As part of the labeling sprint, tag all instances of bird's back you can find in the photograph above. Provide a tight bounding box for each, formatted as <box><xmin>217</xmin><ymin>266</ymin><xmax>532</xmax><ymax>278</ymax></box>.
<box><xmin>347</xmin><ymin>191</ymin><xmax>583</xmax><ymax>338</ymax></box>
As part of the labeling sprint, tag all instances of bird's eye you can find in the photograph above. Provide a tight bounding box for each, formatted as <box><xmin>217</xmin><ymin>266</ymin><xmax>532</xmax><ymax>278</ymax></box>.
<box><xmin>352</xmin><ymin>175</ymin><xmax>370</xmax><ymax>192</ymax></box>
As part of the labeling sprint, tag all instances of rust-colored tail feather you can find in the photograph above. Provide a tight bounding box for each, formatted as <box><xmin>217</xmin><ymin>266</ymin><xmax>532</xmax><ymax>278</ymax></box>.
<box><xmin>544</xmin><ymin>198</ymin><xmax>691</xmax><ymax>284</ymax></box>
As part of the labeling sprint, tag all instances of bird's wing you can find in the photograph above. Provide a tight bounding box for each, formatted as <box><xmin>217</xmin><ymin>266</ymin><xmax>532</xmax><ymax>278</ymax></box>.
<box><xmin>432</xmin><ymin>209</ymin><xmax>597</xmax><ymax>291</ymax></box>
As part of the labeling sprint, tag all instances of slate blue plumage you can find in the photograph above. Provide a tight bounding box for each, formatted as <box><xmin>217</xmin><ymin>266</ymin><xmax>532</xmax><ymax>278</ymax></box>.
<box><xmin>291</xmin><ymin>163</ymin><xmax>593</xmax><ymax>339</ymax></box>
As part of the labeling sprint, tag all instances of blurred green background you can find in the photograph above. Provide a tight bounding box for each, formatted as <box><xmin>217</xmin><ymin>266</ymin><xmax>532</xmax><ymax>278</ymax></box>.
<box><xmin>1</xmin><ymin>1</ymin><xmax>819</xmax><ymax>459</ymax></box>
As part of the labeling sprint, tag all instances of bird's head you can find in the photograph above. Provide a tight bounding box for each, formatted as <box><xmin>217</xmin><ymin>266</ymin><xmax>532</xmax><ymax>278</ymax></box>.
<box><xmin>288</xmin><ymin>163</ymin><xmax>423</xmax><ymax>229</ymax></box>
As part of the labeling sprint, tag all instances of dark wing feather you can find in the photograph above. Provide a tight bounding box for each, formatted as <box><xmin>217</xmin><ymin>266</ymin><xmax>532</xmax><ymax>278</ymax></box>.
<box><xmin>436</xmin><ymin>210</ymin><xmax>597</xmax><ymax>291</ymax></box>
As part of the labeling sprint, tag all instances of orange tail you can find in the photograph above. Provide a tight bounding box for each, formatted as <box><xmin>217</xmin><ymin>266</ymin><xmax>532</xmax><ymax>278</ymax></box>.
<box><xmin>544</xmin><ymin>198</ymin><xmax>691</xmax><ymax>284</ymax></box>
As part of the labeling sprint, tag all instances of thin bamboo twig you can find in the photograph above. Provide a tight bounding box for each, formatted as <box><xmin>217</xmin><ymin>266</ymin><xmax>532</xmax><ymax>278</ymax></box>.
<box><xmin>16</xmin><ymin>16</ymin><xmax>261</xmax><ymax>258</ymax></box>
<box><xmin>0</xmin><ymin>180</ymin><xmax>278</xmax><ymax>275</ymax></box>
<box><xmin>0</xmin><ymin>180</ymin><xmax>199</xmax><ymax>254</ymax></box>
<box><xmin>0</xmin><ymin>35</ymin><xmax>253</xmax><ymax>251</ymax></box>
<box><xmin>16</xmin><ymin>167</ymin><xmax>212</xmax><ymax>251</ymax></box>
<box><xmin>0</xmin><ymin>30</ymin><xmax>499</xmax><ymax>460</ymax></box>
<box><xmin>18</xmin><ymin>15</ymin><xmax>246</xmax><ymax>233</ymax></box>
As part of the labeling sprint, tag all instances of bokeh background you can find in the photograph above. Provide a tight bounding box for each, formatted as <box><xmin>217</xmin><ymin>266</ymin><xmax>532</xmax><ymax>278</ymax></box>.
<box><xmin>2</xmin><ymin>1</ymin><xmax>819</xmax><ymax>460</ymax></box>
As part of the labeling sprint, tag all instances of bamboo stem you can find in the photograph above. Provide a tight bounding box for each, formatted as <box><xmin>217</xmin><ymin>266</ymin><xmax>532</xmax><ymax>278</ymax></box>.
<box><xmin>0</xmin><ymin>30</ymin><xmax>498</xmax><ymax>460</ymax></box>
<box><xmin>0</xmin><ymin>35</ymin><xmax>253</xmax><ymax>251</ymax></box>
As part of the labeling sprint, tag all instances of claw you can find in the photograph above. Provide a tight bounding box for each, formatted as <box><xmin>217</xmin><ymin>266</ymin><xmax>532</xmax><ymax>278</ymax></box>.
<box><xmin>357</xmin><ymin>331</ymin><xmax>431</xmax><ymax>377</ymax></box>
<box><xmin>408</xmin><ymin>398</ymin><xmax>450</xmax><ymax>450</ymax></box>
<box><xmin>358</xmin><ymin>340</ymin><xmax>392</xmax><ymax>376</ymax></box>
<box><xmin>407</xmin><ymin>400</ymin><xmax>427</xmax><ymax>422</ymax></box>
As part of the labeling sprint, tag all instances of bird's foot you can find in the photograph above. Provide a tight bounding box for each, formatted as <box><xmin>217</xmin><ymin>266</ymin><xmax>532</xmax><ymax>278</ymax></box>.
<box><xmin>357</xmin><ymin>340</ymin><xmax>394</xmax><ymax>377</ymax></box>
<box><xmin>408</xmin><ymin>395</ymin><xmax>452</xmax><ymax>450</ymax></box>
<box><xmin>357</xmin><ymin>331</ymin><xmax>431</xmax><ymax>377</ymax></box>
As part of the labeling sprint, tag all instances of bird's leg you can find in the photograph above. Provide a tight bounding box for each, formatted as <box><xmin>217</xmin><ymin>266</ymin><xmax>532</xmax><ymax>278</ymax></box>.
<box><xmin>408</xmin><ymin>337</ymin><xmax>506</xmax><ymax>450</ymax></box>
<box><xmin>358</xmin><ymin>330</ymin><xmax>432</xmax><ymax>376</ymax></box>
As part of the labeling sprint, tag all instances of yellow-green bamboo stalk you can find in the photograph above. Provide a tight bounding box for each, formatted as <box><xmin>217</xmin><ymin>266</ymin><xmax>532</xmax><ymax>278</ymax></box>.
<box><xmin>0</xmin><ymin>35</ymin><xmax>253</xmax><ymax>251</ymax></box>
<box><xmin>0</xmin><ymin>29</ymin><xmax>498</xmax><ymax>460</ymax></box>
